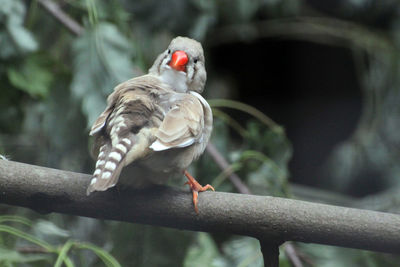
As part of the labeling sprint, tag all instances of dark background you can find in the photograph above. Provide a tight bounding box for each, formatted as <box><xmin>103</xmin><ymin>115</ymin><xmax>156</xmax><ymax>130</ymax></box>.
<box><xmin>212</xmin><ymin>39</ymin><xmax>363</xmax><ymax>192</ymax></box>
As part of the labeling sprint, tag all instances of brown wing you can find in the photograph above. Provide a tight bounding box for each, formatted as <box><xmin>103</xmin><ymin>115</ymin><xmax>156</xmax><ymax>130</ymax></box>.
<box><xmin>87</xmin><ymin>75</ymin><xmax>166</xmax><ymax>194</ymax></box>
<box><xmin>150</xmin><ymin>94</ymin><xmax>204</xmax><ymax>151</ymax></box>
<box><xmin>89</xmin><ymin>86</ymin><xmax>120</xmax><ymax>136</ymax></box>
<box><xmin>89</xmin><ymin>75</ymin><xmax>165</xmax><ymax>136</ymax></box>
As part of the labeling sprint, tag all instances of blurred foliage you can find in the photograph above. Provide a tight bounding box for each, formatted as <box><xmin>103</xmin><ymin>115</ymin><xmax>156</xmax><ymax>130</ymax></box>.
<box><xmin>71</xmin><ymin>21</ymin><xmax>138</xmax><ymax>128</ymax></box>
<box><xmin>0</xmin><ymin>215</ymin><xmax>119</xmax><ymax>266</ymax></box>
<box><xmin>1</xmin><ymin>0</ymin><xmax>400</xmax><ymax>266</ymax></box>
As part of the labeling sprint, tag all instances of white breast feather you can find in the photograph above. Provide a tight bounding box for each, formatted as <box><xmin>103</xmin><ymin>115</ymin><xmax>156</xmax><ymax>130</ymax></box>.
<box><xmin>160</xmin><ymin>66</ymin><xmax>188</xmax><ymax>93</ymax></box>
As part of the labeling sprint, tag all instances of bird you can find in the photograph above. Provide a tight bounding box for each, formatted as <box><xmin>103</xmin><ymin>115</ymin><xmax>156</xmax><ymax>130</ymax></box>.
<box><xmin>86</xmin><ymin>36</ymin><xmax>214</xmax><ymax>213</ymax></box>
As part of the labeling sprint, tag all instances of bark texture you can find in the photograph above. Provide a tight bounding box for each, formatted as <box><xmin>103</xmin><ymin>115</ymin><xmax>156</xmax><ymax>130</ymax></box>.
<box><xmin>0</xmin><ymin>160</ymin><xmax>399</xmax><ymax>254</ymax></box>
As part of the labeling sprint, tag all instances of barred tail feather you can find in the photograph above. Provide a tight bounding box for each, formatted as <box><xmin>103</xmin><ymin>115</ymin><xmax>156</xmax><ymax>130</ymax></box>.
<box><xmin>86</xmin><ymin>138</ymin><xmax>134</xmax><ymax>195</ymax></box>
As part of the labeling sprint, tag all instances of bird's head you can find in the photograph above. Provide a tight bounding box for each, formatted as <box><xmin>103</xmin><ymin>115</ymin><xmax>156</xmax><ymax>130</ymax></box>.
<box><xmin>149</xmin><ymin>36</ymin><xmax>206</xmax><ymax>93</ymax></box>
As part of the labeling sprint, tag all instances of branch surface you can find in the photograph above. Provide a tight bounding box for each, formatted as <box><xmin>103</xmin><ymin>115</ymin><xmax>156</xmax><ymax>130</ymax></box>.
<box><xmin>38</xmin><ymin>0</ymin><xmax>84</xmax><ymax>35</ymax></box>
<box><xmin>0</xmin><ymin>160</ymin><xmax>399</xmax><ymax>254</ymax></box>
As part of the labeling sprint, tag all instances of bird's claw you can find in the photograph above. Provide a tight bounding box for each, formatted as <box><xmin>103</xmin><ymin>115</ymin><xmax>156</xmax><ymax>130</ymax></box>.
<box><xmin>184</xmin><ymin>170</ymin><xmax>214</xmax><ymax>213</ymax></box>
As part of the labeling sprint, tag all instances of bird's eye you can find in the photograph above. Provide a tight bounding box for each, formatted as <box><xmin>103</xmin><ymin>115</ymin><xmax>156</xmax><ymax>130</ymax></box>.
<box><xmin>194</xmin><ymin>58</ymin><xmax>198</xmax><ymax>64</ymax></box>
<box><xmin>167</xmin><ymin>49</ymin><xmax>171</xmax><ymax>54</ymax></box>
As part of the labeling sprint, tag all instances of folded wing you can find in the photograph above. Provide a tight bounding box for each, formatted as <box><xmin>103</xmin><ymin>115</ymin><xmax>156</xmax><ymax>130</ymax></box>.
<box><xmin>150</xmin><ymin>94</ymin><xmax>204</xmax><ymax>151</ymax></box>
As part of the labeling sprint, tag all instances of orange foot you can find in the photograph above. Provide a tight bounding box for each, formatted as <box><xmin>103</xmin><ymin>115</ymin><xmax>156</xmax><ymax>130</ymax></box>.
<box><xmin>184</xmin><ymin>170</ymin><xmax>215</xmax><ymax>214</ymax></box>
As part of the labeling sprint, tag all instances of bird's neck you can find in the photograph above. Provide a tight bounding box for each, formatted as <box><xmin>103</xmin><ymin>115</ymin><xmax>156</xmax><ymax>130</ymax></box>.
<box><xmin>159</xmin><ymin>67</ymin><xmax>188</xmax><ymax>93</ymax></box>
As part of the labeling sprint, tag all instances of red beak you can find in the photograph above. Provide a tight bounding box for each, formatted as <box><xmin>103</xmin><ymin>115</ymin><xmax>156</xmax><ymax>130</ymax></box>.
<box><xmin>169</xmin><ymin>50</ymin><xmax>188</xmax><ymax>72</ymax></box>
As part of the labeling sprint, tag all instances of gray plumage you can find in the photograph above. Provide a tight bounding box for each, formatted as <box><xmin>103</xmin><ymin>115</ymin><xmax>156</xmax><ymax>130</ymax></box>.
<box><xmin>87</xmin><ymin>37</ymin><xmax>212</xmax><ymax>195</ymax></box>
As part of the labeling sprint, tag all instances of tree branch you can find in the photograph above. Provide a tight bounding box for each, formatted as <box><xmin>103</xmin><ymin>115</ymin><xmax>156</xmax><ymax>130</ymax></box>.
<box><xmin>260</xmin><ymin>241</ymin><xmax>280</xmax><ymax>267</ymax></box>
<box><xmin>206</xmin><ymin>143</ymin><xmax>251</xmax><ymax>194</ymax></box>
<box><xmin>0</xmin><ymin>160</ymin><xmax>400</xmax><ymax>254</ymax></box>
<box><xmin>206</xmin><ymin>143</ymin><xmax>304</xmax><ymax>266</ymax></box>
<box><xmin>38</xmin><ymin>0</ymin><xmax>83</xmax><ymax>36</ymax></box>
<box><xmin>283</xmin><ymin>243</ymin><xmax>304</xmax><ymax>267</ymax></box>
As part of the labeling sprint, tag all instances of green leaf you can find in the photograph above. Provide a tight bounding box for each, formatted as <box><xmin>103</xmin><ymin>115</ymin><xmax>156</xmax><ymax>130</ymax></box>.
<box><xmin>54</xmin><ymin>240</ymin><xmax>74</xmax><ymax>267</ymax></box>
<box><xmin>219</xmin><ymin>237</ymin><xmax>264</xmax><ymax>267</ymax></box>
<box><xmin>0</xmin><ymin>225</ymin><xmax>54</xmax><ymax>252</ymax></box>
<box><xmin>298</xmin><ymin>243</ymin><xmax>395</xmax><ymax>267</ymax></box>
<box><xmin>0</xmin><ymin>0</ymin><xmax>26</xmax><ymax>25</ymax></box>
<box><xmin>0</xmin><ymin>0</ymin><xmax>38</xmax><ymax>58</ymax></box>
<box><xmin>243</xmin><ymin>122</ymin><xmax>292</xmax><ymax>196</ymax></box>
<box><xmin>32</xmin><ymin>220</ymin><xmax>70</xmax><ymax>241</ymax></box>
<box><xmin>212</xmin><ymin>108</ymin><xmax>248</xmax><ymax>138</ymax></box>
<box><xmin>63</xmin><ymin>256</ymin><xmax>75</xmax><ymax>267</ymax></box>
<box><xmin>0</xmin><ymin>247</ymin><xmax>51</xmax><ymax>264</ymax></box>
<box><xmin>208</xmin><ymin>99</ymin><xmax>282</xmax><ymax>132</ymax></box>
<box><xmin>183</xmin><ymin>233</ymin><xmax>221</xmax><ymax>267</ymax></box>
<box><xmin>71</xmin><ymin>22</ymin><xmax>137</xmax><ymax>128</ymax></box>
<box><xmin>109</xmin><ymin>223</ymin><xmax>192</xmax><ymax>267</ymax></box>
<box><xmin>6</xmin><ymin>23</ymin><xmax>38</xmax><ymax>53</ymax></box>
<box><xmin>0</xmin><ymin>215</ymin><xmax>32</xmax><ymax>226</ymax></box>
<box><xmin>76</xmin><ymin>242</ymin><xmax>121</xmax><ymax>267</ymax></box>
<box><xmin>7</xmin><ymin>55</ymin><xmax>53</xmax><ymax>98</ymax></box>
